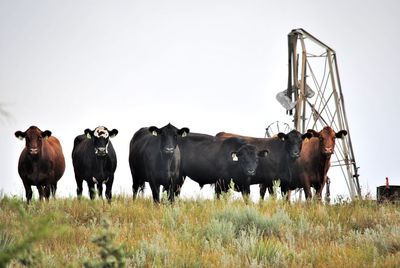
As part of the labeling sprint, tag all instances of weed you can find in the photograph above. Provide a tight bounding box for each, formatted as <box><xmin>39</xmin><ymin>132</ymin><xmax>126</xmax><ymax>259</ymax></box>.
<box><xmin>84</xmin><ymin>218</ymin><xmax>126</xmax><ymax>268</ymax></box>
<box><xmin>0</xmin><ymin>198</ymin><xmax>54</xmax><ymax>268</ymax></box>
<box><xmin>0</xmin><ymin>195</ymin><xmax>399</xmax><ymax>267</ymax></box>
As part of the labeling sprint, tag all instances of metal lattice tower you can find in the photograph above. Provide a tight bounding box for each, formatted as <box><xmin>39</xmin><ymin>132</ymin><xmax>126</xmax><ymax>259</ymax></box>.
<box><xmin>285</xmin><ymin>28</ymin><xmax>361</xmax><ymax>200</ymax></box>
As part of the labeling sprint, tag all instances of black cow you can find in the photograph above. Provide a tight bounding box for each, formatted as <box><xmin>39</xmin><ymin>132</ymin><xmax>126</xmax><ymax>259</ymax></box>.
<box><xmin>180</xmin><ymin>133</ymin><xmax>268</xmax><ymax>198</ymax></box>
<box><xmin>15</xmin><ymin>126</ymin><xmax>66</xmax><ymax>203</ymax></box>
<box><xmin>129</xmin><ymin>123</ymin><xmax>189</xmax><ymax>203</ymax></box>
<box><xmin>216</xmin><ymin>130</ymin><xmax>311</xmax><ymax>199</ymax></box>
<box><xmin>72</xmin><ymin>126</ymin><xmax>118</xmax><ymax>201</ymax></box>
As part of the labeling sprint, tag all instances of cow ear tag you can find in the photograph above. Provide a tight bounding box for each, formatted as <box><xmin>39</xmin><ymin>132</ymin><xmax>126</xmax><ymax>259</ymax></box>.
<box><xmin>152</xmin><ymin>130</ymin><xmax>158</xmax><ymax>136</ymax></box>
<box><xmin>86</xmin><ymin>133</ymin><xmax>92</xmax><ymax>139</ymax></box>
<box><xmin>181</xmin><ymin>131</ymin><xmax>187</xmax><ymax>137</ymax></box>
<box><xmin>231</xmin><ymin>153</ymin><xmax>238</xmax><ymax>162</ymax></box>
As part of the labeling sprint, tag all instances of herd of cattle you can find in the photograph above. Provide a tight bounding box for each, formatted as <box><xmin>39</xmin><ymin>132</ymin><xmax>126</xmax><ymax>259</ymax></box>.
<box><xmin>14</xmin><ymin>124</ymin><xmax>347</xmax><ymax>203</ymax></box>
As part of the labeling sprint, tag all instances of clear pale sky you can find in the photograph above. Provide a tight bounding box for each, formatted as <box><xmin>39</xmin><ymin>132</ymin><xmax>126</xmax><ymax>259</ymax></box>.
<box><xmin>1</xmin><ymin>0</ymin><xmax>399</xmax><ymax>201</ymax></box>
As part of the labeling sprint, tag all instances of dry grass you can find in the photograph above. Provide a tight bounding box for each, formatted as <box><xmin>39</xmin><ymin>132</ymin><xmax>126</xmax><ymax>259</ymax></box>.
<box><xmin>0</xmin><ymin>195</ymin><xmax>399</xmax><ymax>267</ymax></box>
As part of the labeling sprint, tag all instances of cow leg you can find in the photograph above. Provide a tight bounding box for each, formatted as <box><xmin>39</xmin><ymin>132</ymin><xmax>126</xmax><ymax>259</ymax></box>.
<box><xmin>314</xmin><ymin>184</ymin><xmax>323</xmax><ymax>202</ymax></box>
<box><xmin>37</xmin><ymin>185</ymin><xmax>45</xmax><ymax>201</ymax></box>
<box><xmin>87</xmin><ymin>181</ymin><xmax>96</xmax><ymax>200</ymax></box>
<box><xmin>286</xmin><ymin>190</ymin><xmax>292</xmax><ymax>202</ymax></box>
<box><xmin>303</xmin><ymin>185</ymin><xmax>312</xmax><ymax>200</ymax></box>
<box><xmin>132</xmin><ymin>179</ymin><xmax>142</xmax><ymax>200</ymax></box>
<box><xmin>241</xmin><ymin>187</ymin><xmax>251</xmax><ymax>203</ymax></box>
<box><xmin>259</xmin><ymin>184</ymin><xmax>267</xmax><ymax>200</ymax></box>
<box><xmin>215</xmin><ymin>181</ymin><xmax>222</xmax><ymax>199</ymax></box>
<box><xmin>168</xmin><ymin>181</ymin><xmax>178</xmax><ymax>203</ymax></box>
<box><xmin>268</xmin><ymin>187</ymin><xmax>274</xmax><ymax>195</ymax></box>
<box><xmin>43</xmin><ymin>185</ymin><xmax>51</xmax><ymax>201</ymax></box>
<box><xmin>240</xmin><ymin>178</ymin><xmax>251</xmax><ymax>202</ymax></box>
<box><xmin>168</xmin><ymin>185</ymin><xmax>175</xmax><ymax>203</ymax></box>
<box><xmin>97</xmin><ymin>183</ymin><xmax>103</xmax><ymax>199</ymax></box>
<box><xmin>215</xmin><ymin>179</ymin><xmax>228</xmax><ymax>199</ymax></box>
<box><xmin>131</xmin><ymin>169</ymin><xmax>142</xmax><ymax>200</ymax></box>
<box><xmin>132</xmin><ymin>184</ymin><xmax>139</xmax><ymax>199</ymax></box>
<box><xmin>76</xmin><ymin>177</ymin><xmax>83</xmax><ymax>198</ymax></box>
<box><xmin>174</xmin><ymin>176</ymin><xmax>185</xmax><ymax>197</ymax></box>
<box><xmin>149</xmin><ymin>182</ymin><xmax>160</xmax><ymax>203</ymax></box>
<box><xmin>50</xmin><ymin>184</ymin><xmax>57</xmax><ymax>198</ymax></box>
<box><xmin>105</xmin><ymin>177</ymin><xmax>113</xmax><ymax>202</ymax></box>
<box><xmin>23</xmin><ymin>182</ymin><xmax>33</xmax><ymax>204</ymax></box>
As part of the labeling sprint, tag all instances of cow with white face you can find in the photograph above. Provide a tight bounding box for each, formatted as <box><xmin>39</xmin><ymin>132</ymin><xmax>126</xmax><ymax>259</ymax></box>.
<box><xmin>72</xmin><ymin>126</ymin><xmax>118</xmax><ymax>201</ymax></box>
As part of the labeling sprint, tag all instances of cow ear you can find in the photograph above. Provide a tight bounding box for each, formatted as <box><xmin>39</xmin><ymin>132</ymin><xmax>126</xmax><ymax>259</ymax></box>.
<box><xmin>109</xmin><ymin>129</ymin><xmax>118</xmax><ymax>138</ymax></box>
<box><xmin>231</xmin><ymin>152</ymin><xmax>239</xmax><ymax>162</ymax></box>
<box><xmin>178</xmin><ymin>127</ymin><xmax>189</xmax><ymax>137</ymax></box>
<box><xmin>15</xmin><ymin>131</ymin><xmax>26</xmax><ymax>140</ymax></box>
<box><xmin>336</xmin><ymin>130</ymin><xmax>347</xmax><ymax>139</ymax></box>
<box><xmin>258</xmin><ymin>149</ymin><xmax>269</xmax><ymax>158</ymax></box>
<box><xmin>41</xmin><ymin>130</ymin><xmax>52</xmax><ymax>139</ymax></box>
<box><xmin>84</xmin><ymin>129</ymin><xmax>93</xmax><ymax>139</ymax></box>
<box><xmin>307</xmin><ymin>129</ymin><xmax>319</xmax><ymax>137</ymax></box>
<box><xmin>277</xmin><ymin>133</ymin><xmax>287</xmax><ymax>141</ymax></box>
<box><xmin>149</xmin><ymin>126</ymin><xmax>160</xmax><ymax>137</ymax></box>
<box><xmin>302</xmin><ymin>132</ymin><xmax>313</xmax><ymax>140</ymax></box>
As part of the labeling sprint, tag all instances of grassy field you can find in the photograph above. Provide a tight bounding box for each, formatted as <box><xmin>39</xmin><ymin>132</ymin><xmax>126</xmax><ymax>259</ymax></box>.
<box><xmin>0</xmin><ymin>194</ymin><xmax>399</xmax><ymax>268</ymax></box>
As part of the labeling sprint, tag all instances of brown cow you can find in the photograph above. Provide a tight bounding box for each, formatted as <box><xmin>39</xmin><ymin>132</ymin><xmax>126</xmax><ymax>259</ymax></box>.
<box><xmin>15</xmin><ymin>126</ymin><xmax>65</xmax><ymax>203</ymax></box>
<box><xmin>286</xmin><ymin>126</ymin><xmax>347</xmax><ymax>200</ymax></box>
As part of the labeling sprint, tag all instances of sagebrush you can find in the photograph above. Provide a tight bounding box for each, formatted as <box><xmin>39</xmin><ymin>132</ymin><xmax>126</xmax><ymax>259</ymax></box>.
<box><xmin>0</xmin><ymin>195</ymin><xmax>399</xmax><ymax>267</ymax></box>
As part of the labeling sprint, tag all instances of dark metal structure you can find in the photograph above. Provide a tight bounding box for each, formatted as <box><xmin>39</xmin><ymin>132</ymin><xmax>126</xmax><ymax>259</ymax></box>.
<box><xmin>283</xmin><ymin>28</ymin><xmax>361</xmax><ymax>200</ymax></box>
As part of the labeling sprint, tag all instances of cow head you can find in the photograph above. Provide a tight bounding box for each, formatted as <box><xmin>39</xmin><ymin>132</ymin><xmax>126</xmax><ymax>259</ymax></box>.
<box><xmin>85</xmin><ymin>126</ymin><xmax>118</xmax><ymax>156</ymax></box>
<box><xmin>278</xmin><ymin>130</ymin><xmax>312</xmax><ymax>159</ymax></box>
<box><xmin>307</xmin><ymin>126</ymin><xmax>347</xmax><ymax>155</ymax></box>
<box><xmin>15</xmin><ymin>126</ymin><xmax>52</xmax><ymax>156</ymax></box>
<box><xmin>149</xmin><ymin>123</ymin><xmax>189</xmax><ymax>155</ymax></box>
<box><xmin>231</xmin><ymin>143</ymin><xmax>268</xmax><ymax>176</ymax></box>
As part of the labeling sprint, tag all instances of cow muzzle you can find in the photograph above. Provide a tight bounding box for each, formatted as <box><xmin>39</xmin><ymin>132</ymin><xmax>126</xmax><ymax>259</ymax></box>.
<box><xmin>290</xmin><ymin>151</ymin><xmax>300</xmax><ymax>158</ymax></box>
<box><xmin>247</xmin><ymin>169</ymin><xmax>256</xmax><ymax>176</ymax></box>
<box><xmin>323</xmin><ymin>148</ymin><xmax>334</xmax><ymax>155</ymax></box>
<box><xmin>163</xmin><ymin>147</ymin><xmax>175</xmax><ymax>154</ymax></box>
<box><xmin>95</xmin><ymin>147</ymin><xmax>108</xmax><ymax>156</ymax></box>
<box><xmin>29</xmin><ymin>148</ymin><xmax>39</xmax><ymax>155</ymax></box>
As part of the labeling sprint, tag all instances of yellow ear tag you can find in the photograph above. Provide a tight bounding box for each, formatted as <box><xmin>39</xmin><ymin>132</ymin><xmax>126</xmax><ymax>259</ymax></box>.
<box><xmin>152</xmin><ymin>131</ymin><xmax>158</xmax><ymax>136</ymax></box>
<box><xmin>182</xmin><ymin>132</ymin><xmax>187</xmax><ymax>137</ymax></box>
<box><xmin>86</xmin><ymin>133</ymin><xmax>91</xmax><ymax>139</ymax></box>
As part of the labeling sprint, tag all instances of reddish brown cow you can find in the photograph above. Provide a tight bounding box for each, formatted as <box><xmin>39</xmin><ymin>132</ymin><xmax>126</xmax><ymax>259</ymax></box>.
<box><xmin>15</xmin><ymin>126</ymin><xmax>65</xmax><ymax>203</ymax></box>
<box><xmin>286</xmin><ymin>126</ymin><xmax>347</xmax><ymax>200</ymax></box>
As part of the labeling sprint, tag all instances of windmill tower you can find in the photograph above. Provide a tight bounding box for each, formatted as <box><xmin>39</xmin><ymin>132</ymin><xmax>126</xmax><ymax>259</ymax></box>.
<box><xmin>276</xmin><ymin>28</ymin><xmax>361</xmax><ymax>200</ymax></box>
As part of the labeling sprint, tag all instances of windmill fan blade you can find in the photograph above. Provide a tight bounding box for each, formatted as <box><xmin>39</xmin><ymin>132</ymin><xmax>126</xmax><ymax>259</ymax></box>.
<box><xmin>276</xmin><ymin>90</ymin><xmax>297</xmax><ymax>110</ymax></box>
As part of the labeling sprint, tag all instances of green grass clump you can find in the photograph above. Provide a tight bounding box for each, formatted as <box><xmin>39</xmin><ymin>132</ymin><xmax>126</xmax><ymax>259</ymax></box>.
<box><xmin>0</xmin><ymin>195</ymin><xmax>399</xmax><ymax>267</ymax></box>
